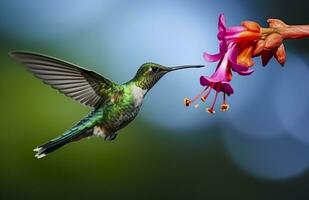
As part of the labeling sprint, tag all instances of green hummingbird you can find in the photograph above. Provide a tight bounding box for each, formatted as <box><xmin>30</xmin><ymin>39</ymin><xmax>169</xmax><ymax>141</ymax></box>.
<box><xmin>11</xmin><ymin>51</ymin><xmax>204</xmax><ymax>158</ymax></box>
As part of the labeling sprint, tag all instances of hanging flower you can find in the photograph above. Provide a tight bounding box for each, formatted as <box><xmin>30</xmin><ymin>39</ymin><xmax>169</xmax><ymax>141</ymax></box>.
<box><xmin>203</xmin><ymin>14</ymin><xmax>260</xmax><ymax>75</ymax></box>
<box><xmin>185</xmin><ymin>14</ymin><xmax>309</xmax><ymax>114</ymax></box>
<box><xmin>185</xmin><ymin>14</ymin><xmax>260</xmax><ymax>113</ymax></box>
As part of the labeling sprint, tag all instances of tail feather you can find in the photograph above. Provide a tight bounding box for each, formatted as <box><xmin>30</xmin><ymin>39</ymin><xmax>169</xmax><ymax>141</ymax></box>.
<box><xmin>34</xmin><ymin>110</ymin><xmax>102</xmax><ymax>159</ymax></box>
<box><xmin>33</xmin><ymin>128</ymin><xmax>89</xmax><ymax>159</ymax></box>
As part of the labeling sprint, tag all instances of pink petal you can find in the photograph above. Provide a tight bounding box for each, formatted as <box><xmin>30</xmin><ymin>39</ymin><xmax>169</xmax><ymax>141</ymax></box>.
<box><xmin>228</xmin><ymin>43</ymin><xmax>239</xmax><ymax>61</ymax></box>
<box><xmin>217</xmin><ymin>31</ymin><xmax>225</xmax><ymax>40</ymax></box>
<box><xmin>200</xmin><ymin>76</ymin><xmax>234</xmax><ymax>95</ymax></box>
<box><xmin>218</xmin><ymin>14</ymin><xmax>226</xmax><ymax>32</ymax></box>
<box><xmin>221</xmin><ymin>82</ymin><xmax>234</xmax><ymax>95</ymax></box>
<box><xmin>200</xmin><ymin>75</ymin><xmax>212</xmax><ymax>86</ymax></box>
<box><xmin>219</xmin><ymin>41</ymin><xmax>228</xmax><ymax>52</ymax></box>
<box><xmin>230</xmin><ymin>60</ymin><xmax>249</xmax><ymax>72</ymax></box>
<box><xmin>203</xmin><ymin>52</ymin><xmax>222</xmax><ymax>62</ymax></box>
<box><xmin>226</xmin><ymin>26</ymin><xmax>246</xmax><ymax>35</ymax></box>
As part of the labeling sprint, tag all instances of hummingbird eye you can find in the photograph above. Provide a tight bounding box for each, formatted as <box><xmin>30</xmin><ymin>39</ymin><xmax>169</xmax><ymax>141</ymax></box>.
<box><xmin>151</xmin><ymin>67</ymin><xmax>159</xmax><ymax>73</ymax></box>
<box><xmin>148</xmin><ymin>67</ymin><xmax>159</xmax><ymax>74</ymax></box>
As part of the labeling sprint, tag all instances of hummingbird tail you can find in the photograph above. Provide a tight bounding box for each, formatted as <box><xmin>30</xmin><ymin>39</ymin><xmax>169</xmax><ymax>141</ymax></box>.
<box><xmin>34</xmin><ymin>110</ymin><xmax>102</xmax><ymax>159</ymax></box>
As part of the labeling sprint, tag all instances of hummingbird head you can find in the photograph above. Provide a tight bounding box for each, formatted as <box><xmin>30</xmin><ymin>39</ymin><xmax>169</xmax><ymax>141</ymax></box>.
<box><xmin>131</xmin><ymin>63</ymin><xmax>204</xmax><ymax>90</ymax></box>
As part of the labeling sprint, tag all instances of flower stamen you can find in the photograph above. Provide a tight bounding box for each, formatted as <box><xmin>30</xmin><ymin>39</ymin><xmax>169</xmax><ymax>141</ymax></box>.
<box><xmin>201</xmin><ymin>86</ymin><xmax>212</xmax><ymax>102</ymax></box>
<box><xmin>207</xmin><ymin>90</ymin><xmax>219</xmax><ymax>114</ymax></box>
<box><xmin>220</xmin><ymin>93</ymin><xmax>230</xmax><ymax>111</ymax></box>
<box><xmin>183</xmin><ymin>86</ymin><xmax>209</xmax><ymax>107</ymax></box>
<box><xmin>183</xmin><ymin>98</ymin><xmax>191</xmax><ymax>107</ymax></box>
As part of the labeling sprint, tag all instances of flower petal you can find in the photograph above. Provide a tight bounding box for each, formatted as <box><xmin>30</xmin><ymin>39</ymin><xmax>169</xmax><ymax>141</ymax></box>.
<box><xmin>228</xmin><ymin>44</ymin><xmax>253</xmax><ymax>72</ymax></box>
<box><xmin>221</xmin><ymin>81</ymin><xmax>234</xmax><ymax>95</ymax></box>
<box><xmin>200</xmin><ymin>76</ymin><xmax>234</xmax><ymax>95</ymax></box>
<box><xmin>237</xmin><ymin>68</ymin><xmax>254</xmax><ymax>76</ymax></box>
<box><xmin>203</xmin><ymin>52</ymin><xmax>222</xmax><ymax>62</ymax></box>
<box><xmin>217</xmin><ymin>32</ymin><xmax>225</xmax><ymax>40</ymax></box>
<box><xmin>237</xmin><ymin>42</ymin><xmax>255</xmax><ymax>67</ymax></box>
<box><xmin>274</xmin><ymin>43</ymin><xmax>286</xmax><ymax>66</ymax></box>
<box><xmin>241</xmin><ymin>21</ymin><xmax>261</xmax><ymax>32</ymax></box>
<box><xmin>253</xmin><ymin>39</ymin><xmax>265</xmax><ymax>56</ymax></box>
<box><xmin>219</xmin><ymin>41</ymin><xmax>228</xmax><ymax>52</ymax></box>
<box><xmin>218</xmin><ymin>14</ymin><xmax>226</xmax><ymax>32</ymax></box>
<box><xmin>232</xmin><ymin>31</ymin><xmax>261</xmax><ymax>42</ymax></box>
<box><xmin>226</xmin><ymin>26</ymin><xmax>246</xmax><ymax>35</ymax></box>
<box><xmin>200</xmin><ymin>75</ymin><xmax>211</xmax><ymax>86</ymax></box>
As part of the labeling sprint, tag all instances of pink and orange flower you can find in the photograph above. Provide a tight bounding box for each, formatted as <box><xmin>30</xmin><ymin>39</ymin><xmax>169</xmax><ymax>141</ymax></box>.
<box><xmin>184</xmin><ymin>14</ymin><xmax>309</xmax><ymax>114</ymax></box>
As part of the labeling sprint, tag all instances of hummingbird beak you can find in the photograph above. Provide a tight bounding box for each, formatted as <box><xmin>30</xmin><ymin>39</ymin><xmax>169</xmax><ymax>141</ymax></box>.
<box><xmin>164</xmin><ymin>65</ymin><xmax>205</xmax><ymax>72</ymax></box>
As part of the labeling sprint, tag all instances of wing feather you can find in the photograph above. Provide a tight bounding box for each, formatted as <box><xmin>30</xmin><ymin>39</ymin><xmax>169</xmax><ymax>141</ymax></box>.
<box><xmin>10</xmin><ymin>51</ymin><xmax>115</xmax><ymax>108</ymax></box>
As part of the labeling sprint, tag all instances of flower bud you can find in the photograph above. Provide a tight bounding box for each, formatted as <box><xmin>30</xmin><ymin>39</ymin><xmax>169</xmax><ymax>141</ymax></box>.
<box><xmin>265</xmin><ymin>33</ymin><xmax>283</xmax><ymax>50</ymax></box>
<box><xmin>274</xmin><ymin>43</ymin><xmax>286</xmax><ymax>66</ymax></box>
<box><xmin>253</xmin><ymin>39</ymin><xmax>265</xmax><ymax>56</ymax></box>
<box><xmin>267</xmin><ymin>19</ymin><xmax>288</xmax><ymax>28</ymax></box>
<box><xmin>261</xmin><ymin>50</ymin><xmax>274</xmax><ymax>66</ymax></box>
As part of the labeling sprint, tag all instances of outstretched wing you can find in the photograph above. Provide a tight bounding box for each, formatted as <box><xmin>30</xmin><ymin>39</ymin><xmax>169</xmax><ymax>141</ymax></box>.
<box><xmin>10</xmin><ymin>51</ymin><xmax>115</xmax><ymax>108</ymax></box>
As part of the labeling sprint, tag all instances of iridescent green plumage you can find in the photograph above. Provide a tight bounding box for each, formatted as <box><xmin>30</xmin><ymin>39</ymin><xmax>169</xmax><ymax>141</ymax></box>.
<box><xmin>10</xmin><ymin>51</ymin><xmax>204</xmax><ymax>158</ymax></box>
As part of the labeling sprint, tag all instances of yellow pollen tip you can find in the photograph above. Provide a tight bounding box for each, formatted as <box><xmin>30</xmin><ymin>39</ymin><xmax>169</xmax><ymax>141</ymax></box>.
<box><xmin>206</xmin><ymin>108</ymin><xmax>216</xmax><ymax>114</ymax></box>
<box><xmin>183</xmin><ymin>98</ymin><xmax>191</xmax><ymax>107</ymax></box>
<box><xmin>220</xmin><ymin>103</ymin><xmax>230</xmax><ymax>112</ymax></box>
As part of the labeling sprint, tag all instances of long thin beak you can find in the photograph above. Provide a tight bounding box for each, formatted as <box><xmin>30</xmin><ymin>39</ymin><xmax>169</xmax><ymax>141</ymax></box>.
<box><xmin>165</xmin><ymin>65</ymin><xmax>205</xmax><ymax>72</ymax></box>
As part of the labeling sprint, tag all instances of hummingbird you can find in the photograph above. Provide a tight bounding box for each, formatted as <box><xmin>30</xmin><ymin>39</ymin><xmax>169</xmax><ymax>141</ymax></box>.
<box><xmin>10</xmin><ymin>51</ymin><xmax>204</xmax><ymax>159</ymax></box>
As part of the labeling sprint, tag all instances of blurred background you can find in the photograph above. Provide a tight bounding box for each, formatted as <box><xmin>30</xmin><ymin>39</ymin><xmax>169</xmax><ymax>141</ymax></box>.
<box><xmin>0</xmin><ymin>0</ymin><xmax>309</xmax><ymax>199</ymax></box>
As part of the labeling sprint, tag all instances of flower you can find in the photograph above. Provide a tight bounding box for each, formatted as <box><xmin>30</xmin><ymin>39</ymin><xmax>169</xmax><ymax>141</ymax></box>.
<box><xmin>200</xmin><ymin>43</ymin><xmax>234</xmax><ymax>113</ymax></box>
<box><xmin>203</xmin><ymin>14</ymin><xmax>261</xmax><ymax>75</ymax></box>
<box><xmin>185</xmin><ymin>14</ymin><xmax>260</xmax><ymax>113</ymax></box>
<box><xmin>185</xmin><ymin>14</ymin><xmax>309</xmax><ymax>114</ymax></box>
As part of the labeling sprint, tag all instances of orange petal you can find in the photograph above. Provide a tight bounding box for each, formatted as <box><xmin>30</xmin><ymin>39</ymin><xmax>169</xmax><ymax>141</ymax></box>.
<box><xmin>237</xmin><ymin>42</ymin><xmax>255</xmax><ymax>67</ymax></box>
<box><xmin>267</xmin><ymin>19</ymin><xmax>288</xmax><ymax>28</ymax></box>
<box><xmin>264</xmin><ymin>33</ymin><xmax>283</xmax><ymax>50</ymax></box>
<box><xmin>253</xmin><ymin>40</ymin><xmax>265</xmax><ymax>56</ymax></box>
<box><xmin>241</xmin><ymin>21</ymin><xmax>261</xmax><ymax>32</ymax></box>
<box><xmin>274</xmin><ymin>43</ymin><xmax>286</xmax><ymax>66</ymax></box>
<box><xmin>261</xmin><ymin>50</ymin><xmax>274</xmax><ymax>67</ymax></box>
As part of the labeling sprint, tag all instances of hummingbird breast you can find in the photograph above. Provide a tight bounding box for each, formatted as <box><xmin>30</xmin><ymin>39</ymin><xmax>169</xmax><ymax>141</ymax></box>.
<box><xmin>97</xmin><ymin>84</ymin><xmax>146</xmax><ymax>135</ymax></box>
<box><xmin>131</xmin><ymin>85</ymin><xmax>147</xmax><ymax>107</ymax></box>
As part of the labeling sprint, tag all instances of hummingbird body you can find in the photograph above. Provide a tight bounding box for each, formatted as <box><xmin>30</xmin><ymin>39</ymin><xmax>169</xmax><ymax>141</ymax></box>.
<box><xmin>92</xmin><ymin>83</ymin><xmax>146</xmax><ymax>140</ymax></box>
<box><xmin>11</xmin><ymin>51</ymin><xmax>203</xmax><ymax>158</ymax></box>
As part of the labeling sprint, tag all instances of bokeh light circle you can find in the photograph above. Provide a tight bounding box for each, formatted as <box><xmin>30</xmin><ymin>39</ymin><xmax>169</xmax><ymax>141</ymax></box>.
<box><xmin>272</xmin><ymin>53</ymin><xmax>309</xmax><ymax>144</ymax></box>
<box><xmin>222</xmin><ymin>127</ymin><xmax>309</xmax><ymax>180</ymax></box>
<box><xmin>225</xmin><ymin>58</ymin><xmax>287</xmax><ymax>138</ymax></box>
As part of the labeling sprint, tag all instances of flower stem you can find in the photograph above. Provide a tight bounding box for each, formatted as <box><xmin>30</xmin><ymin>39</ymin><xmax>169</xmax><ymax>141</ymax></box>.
<box><xmin>278</xmin><ymin>25</ymin><xmax>309</xmax><ymax>39</ymax></box>
<box><xmin>261</xmin><ymin>25</ymin><xmax>309</xmax><ymax>40</ymax></box>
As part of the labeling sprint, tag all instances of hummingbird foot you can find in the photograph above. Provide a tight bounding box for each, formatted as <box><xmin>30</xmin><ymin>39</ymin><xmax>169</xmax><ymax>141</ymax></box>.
<box><xmin>104</xmin><ymin>133</ymin><xmax>118</xmax><ymax>141</ymax></box>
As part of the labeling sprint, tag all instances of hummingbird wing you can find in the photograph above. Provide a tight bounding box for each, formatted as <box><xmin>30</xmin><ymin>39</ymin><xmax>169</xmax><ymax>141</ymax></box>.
<box><xmin>10</xmin><ymin>51</ymin><xmax>116</xmax><ymax>108</ymax></box>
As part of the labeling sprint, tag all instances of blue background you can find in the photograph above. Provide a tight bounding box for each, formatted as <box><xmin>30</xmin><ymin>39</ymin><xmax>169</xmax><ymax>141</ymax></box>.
<box><xmin>0</xmin><ymin>0</ymin><xmax>309</xmax><ymax>199</ymax></box>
